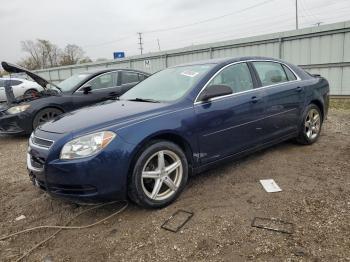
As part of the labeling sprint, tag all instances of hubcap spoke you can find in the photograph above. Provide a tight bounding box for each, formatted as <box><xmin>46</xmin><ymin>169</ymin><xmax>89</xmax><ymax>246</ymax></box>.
<box><xmin>157</xmin><ymin>151</ymin><xmax>165</xmax><ymax>170</ymax></box>
<box><xmin>165</xmin><ymin>160</ymin><xmax>181</xmax><ymax>175</ymax></box>
<box><xmin>163</xmin><ymin>176</ymin><xmax>177</xmax><ymax>191</ymax></box>
<box><xmin>142</xmin><ymin>170</ymin><xmax>160</xmax><ymax>179</ymax></box>
<box><xmin>151</xmin><ymin>179</ymin><xmax>163</xmax><ymax>199</ymax></box>
<box><xmin>306</xmin><ymin>130</ymin><xmax>312</xmax><ymax>138</ymax></box>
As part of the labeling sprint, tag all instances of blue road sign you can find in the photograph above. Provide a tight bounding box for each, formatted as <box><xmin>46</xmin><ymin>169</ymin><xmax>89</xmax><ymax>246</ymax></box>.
<box><xmin>113</xmin><ymin>52</ymin><xmax>125</xmax><ymax>59</ymax></box>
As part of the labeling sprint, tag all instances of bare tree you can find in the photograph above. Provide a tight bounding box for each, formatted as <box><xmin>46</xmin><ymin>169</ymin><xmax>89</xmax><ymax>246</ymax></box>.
<box><xmin>79</xmin><ymin>57</ymin><xmax>93</xmax><ymax>64</ymax></box>
<box><xmin>19</xmin><ymin>40</ymin><xmax>87</xmax><ymax>69</ymax></box>
<box><xmin>95</xmin><ymin>58</ymin><xmax>108</xmax><ymax>62</ymax></box>
<box><xmin>60</xmin><ymin>44</ymin><xmax>85</xmax><ymax>66</ymax></box>
<box><xmin>21</xmin><ymin>40</ymin><xmax>41</xmax><ymax>69</ymax></box>
<box><xmin>20</xmin><ymin>39</ymin><xmax>61</xmax><ymax>70</ymax></box>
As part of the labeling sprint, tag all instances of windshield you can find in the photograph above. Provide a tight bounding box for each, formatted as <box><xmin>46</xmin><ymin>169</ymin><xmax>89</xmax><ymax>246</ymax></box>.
<box><xmin>120</xmin><ymin>64</ymin><xmax>214</xmax><ymax>102</ymax></box>
<box><xmin>58</xmin><ymin>73</ymin><xmax>91</xmax><ymax>92</ymax></box>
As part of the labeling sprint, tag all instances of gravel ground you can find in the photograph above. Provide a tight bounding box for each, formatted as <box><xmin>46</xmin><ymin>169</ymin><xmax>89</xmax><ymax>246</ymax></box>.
<box><xmin>0</xmin><ymin>108</ymin><xmax>349</xmax><ymax>262</ymax></box>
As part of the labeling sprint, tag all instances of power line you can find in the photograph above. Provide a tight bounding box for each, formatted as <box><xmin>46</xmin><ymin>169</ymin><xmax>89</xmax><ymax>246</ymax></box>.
<box><xmin>82</xmin><ymin>35</ymin><xmax>133</xmax><ymax>48</ymax></box>
<box><xmin>143</xmin><ymin>0</ymin><xmax>276</xmax><ymax>34</ymax></box>
<box><xmin>296</xmin><ymin>0</ymin><xmax>299</xmax><ymax>30</ymax></box>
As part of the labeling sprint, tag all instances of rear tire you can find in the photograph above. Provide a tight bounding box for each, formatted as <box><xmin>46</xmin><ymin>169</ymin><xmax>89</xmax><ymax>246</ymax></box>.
<box><xmin>128</xmin><ymin>140</ymin><xmax>188</xmax><ymax>208</ymax></box>
<box><xmin>296</xmin><ymin>104</ymin><xmax>322</xmax><ymax>145</ymax></box>
<box><xmin>33</xmin><ymin>108</ymin><xmax>63</xmax><ymax>129</ymax></box>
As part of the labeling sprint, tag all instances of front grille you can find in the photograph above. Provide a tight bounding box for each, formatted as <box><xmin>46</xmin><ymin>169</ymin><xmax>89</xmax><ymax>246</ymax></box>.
<box><xmin>31</xmin><ymin>136</ymin><xmax>54</xmax><ymax>148</ymax></box>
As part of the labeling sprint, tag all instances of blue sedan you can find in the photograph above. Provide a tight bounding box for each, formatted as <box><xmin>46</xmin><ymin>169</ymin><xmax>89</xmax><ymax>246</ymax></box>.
<box><xmin>27</xmin><ymin>56</ymin><xmax>329</xmax><ymax>208</ymax></box>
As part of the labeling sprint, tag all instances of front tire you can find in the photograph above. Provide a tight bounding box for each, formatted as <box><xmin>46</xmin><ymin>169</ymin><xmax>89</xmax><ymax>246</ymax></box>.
<box><xmin>128</xmin><ymin>140</ymin><xmax>188</xmax><ymax>208</ymax></box>
<box><xmin>33</xmin><ymin>108</ymin><xmax>63</xmax><ymax>129</ymax></box>
<box><xmin>296</xmin><ymin>104</ymin><xmax>323</xmax><ymax>145</ymax></box>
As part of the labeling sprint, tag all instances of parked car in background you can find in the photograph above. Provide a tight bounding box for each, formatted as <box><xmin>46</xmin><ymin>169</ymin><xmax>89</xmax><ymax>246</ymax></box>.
<box><xmin>0</xmin><ymin>77</ymin><xmax>43</xmax><ymax>102</ymax></box>
<box><xmin>0</xmin><ymin>62</ymin><xmax>149</xmax><ymax>134</ymax></box>
<box><xmin>27</xmin><ymin>56</ymin><xmax>329</xmax><ymax>208</ymax></box>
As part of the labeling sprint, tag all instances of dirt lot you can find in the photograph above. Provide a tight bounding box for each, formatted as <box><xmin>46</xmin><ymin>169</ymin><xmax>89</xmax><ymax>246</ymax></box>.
<box><xmin>0</xmin><ymin>108</ymin><xmax>349</xmax><ymax>262</ymax></box>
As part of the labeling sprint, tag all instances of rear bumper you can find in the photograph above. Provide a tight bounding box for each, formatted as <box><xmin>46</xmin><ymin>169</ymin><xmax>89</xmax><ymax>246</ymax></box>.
<box><xmin>0</xmin><ymin>112</ymin><xmax>32</xmax><ymax>135</ymax></box>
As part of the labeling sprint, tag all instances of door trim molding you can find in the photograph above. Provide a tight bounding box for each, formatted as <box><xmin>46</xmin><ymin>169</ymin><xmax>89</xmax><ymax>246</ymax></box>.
<box><xmin>203</xmin><ymin>108</ymin><xmax>297</xmax><ymax>137</ymax></box>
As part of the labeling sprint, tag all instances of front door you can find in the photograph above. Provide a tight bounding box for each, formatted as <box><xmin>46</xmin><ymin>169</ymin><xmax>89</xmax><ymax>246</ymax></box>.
<box><xmin>72</xmin><ymin>71</ymin><xmax>120</xmax><ymax>109</ymax></box>
<box><xmin>195</xmin><ymin>62</ymin><xmax>266</xmax><ymax>165</ymax></box>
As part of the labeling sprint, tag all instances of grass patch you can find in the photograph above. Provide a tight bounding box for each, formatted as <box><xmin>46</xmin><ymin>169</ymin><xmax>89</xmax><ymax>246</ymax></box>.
<box><xmin>330</xmin><ymin>98</ymin><xmax>350</xmax><ymax>110</ymax></box>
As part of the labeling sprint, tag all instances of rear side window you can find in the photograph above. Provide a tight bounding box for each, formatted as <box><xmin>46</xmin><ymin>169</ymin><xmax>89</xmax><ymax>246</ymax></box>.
<box><xmin>121</xmin><ymin>72</ymin><xmax>139</xmax><ymax>85</ymax></box>
<box><xmin>10</xmin><ymin>80</ymin><xmax>22</xmax><ymax>86</ymax></box>
<box><xmin>138</xmin><ymin>74</ymin><xmax>147</xmax><ymax>81</ymax></box>
<box><xmin>282</xmin><ymin>65</ymin><xmax>297</xmax><ymax>81</ymax></box>
<box><xmin>253</xmin><ymin>62</ymin><xmax>288</xmax><ymax>86</ymax></box>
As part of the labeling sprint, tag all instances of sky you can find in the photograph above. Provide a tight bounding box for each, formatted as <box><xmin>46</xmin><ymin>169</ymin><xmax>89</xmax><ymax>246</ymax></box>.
<box><xmin>0</xmin><ymin>0</ymin><xmax>350</xmax><ymax>63</ymax></box>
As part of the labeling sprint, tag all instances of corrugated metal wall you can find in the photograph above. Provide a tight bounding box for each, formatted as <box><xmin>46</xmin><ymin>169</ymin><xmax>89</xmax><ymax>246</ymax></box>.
<box><xmin>35</xmin><ymin>21</ymin><xmax>350</xmax><ymax>95</ymax></box>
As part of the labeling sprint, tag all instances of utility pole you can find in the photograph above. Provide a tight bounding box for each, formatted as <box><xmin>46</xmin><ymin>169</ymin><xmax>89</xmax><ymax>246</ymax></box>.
<box><xmin>295</xmin><ymin>0</ymin><xmax>299</xmax><ymax>30</ymax></box>
<box><xmin>137</xmin><ymin>32</ymin><xmax>143</xmax><ymax>55</ymax></box>
<box><xmin>157</xmin><ymin>39</ymin><xmax>161</xmax><ymax>51</ymax></box>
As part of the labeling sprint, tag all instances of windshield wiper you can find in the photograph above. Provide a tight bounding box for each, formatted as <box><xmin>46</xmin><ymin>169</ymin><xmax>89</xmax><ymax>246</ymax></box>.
<box><xmin>127</xmin><ymin>98</ymin><xmax>160</xmax><ymax>103</ymax></box>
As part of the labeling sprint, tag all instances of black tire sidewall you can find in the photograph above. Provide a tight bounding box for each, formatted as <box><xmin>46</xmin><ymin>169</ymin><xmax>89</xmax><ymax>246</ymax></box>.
<box><xmin>129</xmin><ymin>140</ymin><xmax>188</xmax><ymax>208</ymax></box>
<box><xmin>299</xmin><ymin>104</ymin><xmax>323</xmax><ymax>144</ymax></box>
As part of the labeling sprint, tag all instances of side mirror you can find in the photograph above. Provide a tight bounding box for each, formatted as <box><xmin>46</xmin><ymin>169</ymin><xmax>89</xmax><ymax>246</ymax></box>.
<box><xmin>198</xmin><ymin>84</ymin><xmax>233</xmax><ymax>101</ymax></box>
<box><xmin>82</xmin><ymin>85</ymin><xmax>92</xmax><ymax>94</ymax></box>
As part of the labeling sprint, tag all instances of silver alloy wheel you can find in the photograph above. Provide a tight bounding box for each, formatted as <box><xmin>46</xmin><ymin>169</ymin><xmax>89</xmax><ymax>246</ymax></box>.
<box><xmin>304</xmin><ymin>108</ymin><xmax>321</xmax><ymax>140</ymax></box>
<box><xmin>141</xmin><ymin>150</ymin><xmax>183</xmax><ymax>201</ymax></box>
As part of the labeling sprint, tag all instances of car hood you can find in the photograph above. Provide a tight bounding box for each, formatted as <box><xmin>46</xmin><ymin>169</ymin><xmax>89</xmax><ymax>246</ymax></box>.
<box><xmin>1</xmin><ymin>61</ymin><xmax>61</xmax><ymax>91</ymax></box>
<box><xmin>38</xmin><ymin>100</ymin><xmax>174</xmax><ymax>134</ymax></box>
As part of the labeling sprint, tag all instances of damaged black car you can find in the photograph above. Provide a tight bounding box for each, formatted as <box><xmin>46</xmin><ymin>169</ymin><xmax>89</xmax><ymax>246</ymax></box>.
<box><xmin>0</xmin><ymin>62</ymin><xmax>149</xmax><ymax>135</ymax></box>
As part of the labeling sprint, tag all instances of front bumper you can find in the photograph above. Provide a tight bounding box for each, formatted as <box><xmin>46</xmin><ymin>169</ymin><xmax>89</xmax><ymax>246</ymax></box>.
<box><xmin>0</xmin><ymin>111</ymin><xmax>33</xmax><ymax>135</ymax></box>
<box><xmin>27</xmin><ymin>130</ymin><xmax>134</xmax><ymax>203</ymax></box>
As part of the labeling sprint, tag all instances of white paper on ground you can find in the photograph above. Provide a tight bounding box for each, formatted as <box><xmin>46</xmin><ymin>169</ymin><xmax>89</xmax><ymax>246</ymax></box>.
<box><xmin>260</xmin><ymin>179</ymin><xmax>282</xmax><ymax>193</ymax></box>
<box><xmin>15</xmin><ymin>215</ymin><xmax>26</xmax><ymax>221</ymax></box>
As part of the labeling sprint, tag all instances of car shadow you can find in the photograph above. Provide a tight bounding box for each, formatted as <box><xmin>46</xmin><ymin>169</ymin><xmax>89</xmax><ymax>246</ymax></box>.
<box><xmin>186</xmin><ymin>140</ymin><xmax>297</xmax><ymax>188</ymax></box>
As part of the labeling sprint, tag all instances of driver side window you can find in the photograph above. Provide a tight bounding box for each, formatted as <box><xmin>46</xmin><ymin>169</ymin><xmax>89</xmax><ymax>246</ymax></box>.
<box><xmin>85</xmin><ymin>72</ymin><xmax>115</xmax><ymax>90</ymax></box>
<box><xmin>208</xmin><ymin>63</ymin><xmax>253</xmax><ymax>94</ymax></box>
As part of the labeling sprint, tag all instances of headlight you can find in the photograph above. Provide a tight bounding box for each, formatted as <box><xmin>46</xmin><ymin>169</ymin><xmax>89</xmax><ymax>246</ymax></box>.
<box><xmin>6</xmin><ymin>104</ymin><xmax>31</xmax><ymax>114</ymax></box>
<box><xmin>60</xmin><ymin>131</ymin><xmax>116</xmax><ymax>160</ymax></box>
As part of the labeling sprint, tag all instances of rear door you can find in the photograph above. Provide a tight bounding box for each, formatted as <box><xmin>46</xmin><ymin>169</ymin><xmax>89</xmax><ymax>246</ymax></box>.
<box><xmin>195</xmin><ymin>62</ymin><xmax>266</xmax><ymax>164</ymax></box>
<box><xmin>251</xmin><ymin>61</ymin><xmax>304</xmax><ymax>141</ymax></box>
<box><xmin>119</xmin><ymin>71</ymin><xmax>146</xmax><ymax>94</ymax></box>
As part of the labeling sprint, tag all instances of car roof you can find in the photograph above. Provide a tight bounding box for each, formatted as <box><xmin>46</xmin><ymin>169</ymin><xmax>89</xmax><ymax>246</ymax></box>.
<box><xmin>75</xmin><ymin>68</ymin><xmax>150</xmax><ymax>76</ymax></box>
<box><xmin>172</xmin><ymin>56</ymin><xmax>288</xmax><ymax>67</ymax></box>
